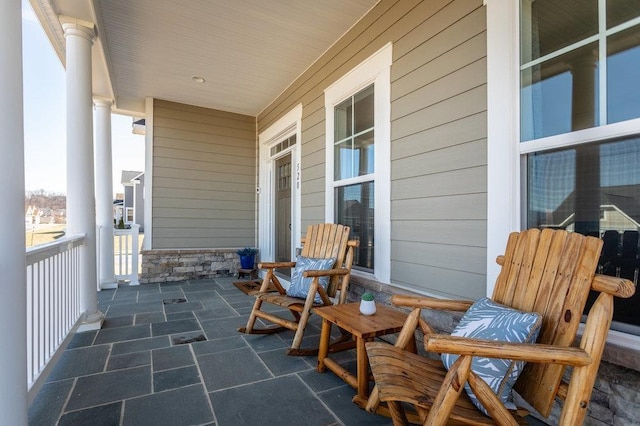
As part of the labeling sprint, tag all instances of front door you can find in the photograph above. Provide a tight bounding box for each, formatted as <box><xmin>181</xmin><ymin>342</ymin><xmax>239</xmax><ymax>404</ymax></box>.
<box><xmin>275</xmin><ymin>154</ymin><xmax>292</xmax><ymax>275</ymax></box>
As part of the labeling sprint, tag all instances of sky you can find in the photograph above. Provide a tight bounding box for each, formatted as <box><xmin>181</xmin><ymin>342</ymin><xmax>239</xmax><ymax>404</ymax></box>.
<box><xmin>21</xmin><ymin>1</ymin><xmax>145</xmax><ymax>197</ymax></box>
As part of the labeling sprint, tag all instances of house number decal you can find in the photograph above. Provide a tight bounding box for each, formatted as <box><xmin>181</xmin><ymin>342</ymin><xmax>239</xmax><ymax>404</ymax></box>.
<box><xmin>296</xmin><ymin>162</ymin><xmax>300</xmax><ymax>189</ymax></box>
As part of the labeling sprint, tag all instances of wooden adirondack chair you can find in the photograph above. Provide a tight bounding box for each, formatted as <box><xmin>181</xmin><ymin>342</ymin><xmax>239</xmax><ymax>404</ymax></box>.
<box><xmin>239</xmin><ymin>223</ymin><xmax>358</xmax><ymax>355</ymax></box>
<box><xmin>365</xmin><ymin>229</ymin><xmax>635</xmax><ymax>425</ymax></box>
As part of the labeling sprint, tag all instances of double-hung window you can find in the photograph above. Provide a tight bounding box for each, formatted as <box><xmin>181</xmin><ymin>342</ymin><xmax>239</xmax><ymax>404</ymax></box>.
<box><xmin>325</xmin><ymin>44</ymin><xmax>391</xmax><ymax>282</ymax></box>
<box><xmin>334</xmin><ymin>85</ymin><xmax>375</xmax><ymax>270</ymax></box>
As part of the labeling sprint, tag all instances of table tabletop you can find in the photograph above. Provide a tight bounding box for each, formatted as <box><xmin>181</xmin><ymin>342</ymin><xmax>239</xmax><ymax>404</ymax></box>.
<box><xmin>314</xmin><ymin>302</ymin><xmax>408</xmax><ymax>338</ymax></box>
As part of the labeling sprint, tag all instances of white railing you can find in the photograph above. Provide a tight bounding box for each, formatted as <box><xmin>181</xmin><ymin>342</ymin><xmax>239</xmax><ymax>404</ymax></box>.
<box><xmin>114</xmin><ymin>224</ymin><xmax>140</xmax><ymax>285</ymax></box>
<box><xmin>26</xmin><ymin>234</ymin><xmax>85</xmax><ymax>398</ymax></box>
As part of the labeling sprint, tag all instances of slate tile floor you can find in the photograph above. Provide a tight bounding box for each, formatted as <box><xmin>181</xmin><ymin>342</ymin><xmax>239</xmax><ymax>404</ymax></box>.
<box><xmin>28</xmin><ymin>277</ymin><xmax>549</xmax><ymax>426</ymax></box>
<box><xmin>27</xmin><ymin>277</ymin><xmax>393</xmax><ymax>426</ymax></box>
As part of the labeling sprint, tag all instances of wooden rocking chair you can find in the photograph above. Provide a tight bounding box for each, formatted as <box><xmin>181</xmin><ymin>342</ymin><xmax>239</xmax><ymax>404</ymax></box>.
<box><xmin>365</xmin><ymin>229</ymin><xmax>635</xmax><ymax>425</ymax></box>
<box><xmin>239</xmin><ymin>223</ymin><xmax>358</xmax><ymax>356</ymax></box>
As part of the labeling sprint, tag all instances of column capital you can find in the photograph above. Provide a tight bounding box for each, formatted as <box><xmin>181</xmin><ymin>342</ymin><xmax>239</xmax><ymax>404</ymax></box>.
<box><xmin>60</xmin><ymin>16</ymin><xmax>96</xmax><ymax>42</ymax></box>
<box><xmin>93</xmin><ymin>98</ymin><xmax>113</xmax><ymax>109</ymax></box>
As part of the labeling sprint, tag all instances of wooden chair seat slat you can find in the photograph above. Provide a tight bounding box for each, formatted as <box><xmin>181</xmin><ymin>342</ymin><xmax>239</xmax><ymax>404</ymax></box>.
<box><xmin>257</xmin><ymin>293</ymin><xmax>323</xmax><ymax>309</ymax></box>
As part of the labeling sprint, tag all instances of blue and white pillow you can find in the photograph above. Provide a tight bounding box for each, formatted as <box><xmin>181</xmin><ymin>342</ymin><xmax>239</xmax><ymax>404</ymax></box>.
<box><xmin>286</xmin><ymin>256</ymin><xmax>336</xmax><ymax>303</ymax></box>
<box><xmin>441</xmin><ymin>297</ymin><xmax>542</xmax><ymax>417</ymax></box>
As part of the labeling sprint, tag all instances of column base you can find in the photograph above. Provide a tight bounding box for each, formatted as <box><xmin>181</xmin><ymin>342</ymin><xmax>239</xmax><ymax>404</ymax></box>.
<box><xmin>100</xmin><ymin>279</ymin><xmax>118</xmax><ymax>290</ymax></box>
<box><xmin>77</xmin><ymin>310</ymin><xmax>104</xmax><ymax>332</ymax></box>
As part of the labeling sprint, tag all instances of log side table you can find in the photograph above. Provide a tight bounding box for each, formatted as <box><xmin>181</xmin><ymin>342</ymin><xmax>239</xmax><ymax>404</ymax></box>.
<box><xmin>314</xmin><ymin>302</ymin><xmax>408</xmax><ymax>407</ymax></box>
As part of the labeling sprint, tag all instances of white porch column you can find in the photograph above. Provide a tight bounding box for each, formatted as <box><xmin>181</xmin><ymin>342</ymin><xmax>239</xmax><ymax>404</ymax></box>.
<box><xmin>0</xmin><ymin>1</ymin><xmax>28</xmax><ymax>424</ymax></box>
<box><xmin>63</xmin><ymin>19</ymin><xmax>103</xmax><ymax>329</ymax></box>
<box><xmin>94</xmin><ymin>99</ymin><xmax>117</xmax><ymax>289</ymax></box>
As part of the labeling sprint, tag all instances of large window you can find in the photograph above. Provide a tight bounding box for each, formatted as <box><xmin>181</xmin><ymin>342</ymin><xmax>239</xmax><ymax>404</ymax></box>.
<box><xmin>325</xmin><ymin>44</ymin><xmax>391</xmax><ymax>282</ymax></box>
<box><xmin>521</xmin><ymin>0</ymin><xmax>640</xmax><ymax>333</ymax></box>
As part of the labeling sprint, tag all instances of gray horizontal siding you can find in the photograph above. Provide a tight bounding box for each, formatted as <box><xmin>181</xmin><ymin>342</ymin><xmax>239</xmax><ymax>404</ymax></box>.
<box><xmin>390</xmin><ymin>2</ymin><xmax>487</xmax><ymax>298</ymax></box>
<box><xmin>153</xmin><ymin>99</ymin><xmax>256</xmax><ymax>249</ymax></box>
<box><xmin>391</xmin><ymin>262</ymin><xmax>486</xmax><ymax>300</ymax></box>
<box><xmin>392</xmin><ymin>193</ymin><xmax>487</xmax><ymax>221</ymax></box>
<box><xmin>257</xmin><ymin>0</ymin><xmax>487</xmax><ymax>299</ymax></box>
<box><xmin>392</xmin><ymin>220</ymin><xmax>486</xmax><ymax>247</ymax></box>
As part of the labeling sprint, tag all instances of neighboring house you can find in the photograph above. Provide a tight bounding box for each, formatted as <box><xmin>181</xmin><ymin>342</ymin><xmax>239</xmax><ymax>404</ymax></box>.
<box><xmin>112</xmin><ymin>193</ymin><xmax>124</xmax><ymax>224</ymax></box>
<box><xmin>22</xmin><ymin>1</ymin><xmax>640</xmax><ymax>424</ymax></box>
<box><xmin>24</xmin><ymin>206</ymin><xmax>35</xmax><ymax>231</ymax></box>
<box><xmin>534</xmin><ymin>185</ymin><xmax>640</xmax><ymax>232</ymax></box>
<box><xmin>25</xmin><ymin>206</ymin><xmax>66</xmax><ymax>228</ymax></box>
<box><xmin>120</xmin><ymin>170</ymin><xmax>144</xmax><ymax>231</ymax></box>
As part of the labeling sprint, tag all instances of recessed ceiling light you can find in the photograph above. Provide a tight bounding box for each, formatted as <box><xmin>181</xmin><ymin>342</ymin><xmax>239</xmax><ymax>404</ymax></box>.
<box><xmin>192</xmin><ymin>76</ymin><xmax>205</xmax><ymax>83</ymax></box>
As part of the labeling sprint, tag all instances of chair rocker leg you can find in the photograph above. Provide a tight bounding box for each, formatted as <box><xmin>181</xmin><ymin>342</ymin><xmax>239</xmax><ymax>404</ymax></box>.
<box><xmin>287</xmin><ymin>322</ymin><xmax>356</xmax><ymax>356</ymax></box>
<box><xmin>238</xmin><ymin>297</ymin><xmax>287</xmax><ymax>334</ymax></box>
<box><xmin>286</xmin><ymin>306</ymin><xmax>312</xmax><ymax>356</ymax></box>
<box><xmin>239</xmin><ymin>301</ymin><xmax>296</xmax><ymax>335</ymax></box>
<box><xmin>238</xmin><ymin>297</ymin><xmax>263</xmax><ymax>334</ymax></box>
<box><xmin>238</xmin><ymin>325</ymin><xmax>288</xmax><ymax>334</ymax></box>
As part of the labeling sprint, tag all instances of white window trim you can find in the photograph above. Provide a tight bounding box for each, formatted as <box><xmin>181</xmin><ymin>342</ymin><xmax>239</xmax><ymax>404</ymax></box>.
<box><xmin>324</xmin><ymin>43</ymin><xmax>392</xmax><ymax>284</ymax></box>
<box><xmin>486</xmin><ymin>0</ymin><xmax>640</xmax><ymax>350</ymax></box>
<box><xmin>258</xmin><ymin>104</ymin><xmax>302</xmax><ymax>267</ymax></box>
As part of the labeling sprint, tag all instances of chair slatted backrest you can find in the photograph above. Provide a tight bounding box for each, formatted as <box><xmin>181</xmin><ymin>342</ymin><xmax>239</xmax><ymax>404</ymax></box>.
<box><xmin>299</xmin><ymin>224</ymin><xmax>352</xmax><ymax>297</ymax></box>
<box><xmin>492</xmin><ymin>229</ymin><xmax>603</xmax><ymax>417</ymax></box>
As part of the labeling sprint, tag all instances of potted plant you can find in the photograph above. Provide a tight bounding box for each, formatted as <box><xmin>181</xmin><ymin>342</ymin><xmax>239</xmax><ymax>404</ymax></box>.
<box><xmin>237</xmin><ymin>247</ymin><xmax>258</xmax><ymax>269</ymax></box>
<box><xmin>359</xmin><ymin>292</ymin><xmax>376</xmax><ymax>315</ymax></box>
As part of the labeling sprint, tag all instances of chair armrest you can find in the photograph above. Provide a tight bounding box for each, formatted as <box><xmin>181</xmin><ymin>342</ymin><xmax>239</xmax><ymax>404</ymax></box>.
<box><xmin>302</xmin><ymin>268</ymin><xmax>350</xmax><ymax>278</ymax></box>
<box><xmin>391</xmin><ymin>295</ymin><xmax>473</xmax><ymax>312</ymax></box>
<box><xmin>258</xmin><ymin>261</ymin><xmax>296</xmax><ymax>269</ymax></box>
<box><xmin>426</xmin><ymin>335</ymin><xmax>592</xmax><ymax>367</ymax></box>
<box><xmin>592</xmin><ymin>274</ymin><xmax>635</xmax><ymax>298</ymax></box>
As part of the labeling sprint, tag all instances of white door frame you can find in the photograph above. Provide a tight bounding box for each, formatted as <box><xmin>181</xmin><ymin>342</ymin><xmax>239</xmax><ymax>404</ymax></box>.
<box><xmin>258</xmin><ymin>104</ymin><xmax>302</xmax><ymax>272</ymax></box>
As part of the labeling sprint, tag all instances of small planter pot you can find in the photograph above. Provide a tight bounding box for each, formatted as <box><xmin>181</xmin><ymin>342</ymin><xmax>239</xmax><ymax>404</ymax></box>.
<box><xmin>359</xmin><ymin>299</ymin><xmax>376</xmax><ymax>315</ymax></box>
<box><xmin>240</xmin><ymin>255</ymin><xmax>255</xmax><ymax>269</ymax></box>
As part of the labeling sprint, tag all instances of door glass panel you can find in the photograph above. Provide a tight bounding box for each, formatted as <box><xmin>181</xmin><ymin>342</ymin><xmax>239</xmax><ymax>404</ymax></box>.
<box><xmin>275</xmin><ymin>154</ymin><xmax>292</xmax><ymax>273</ymax></box>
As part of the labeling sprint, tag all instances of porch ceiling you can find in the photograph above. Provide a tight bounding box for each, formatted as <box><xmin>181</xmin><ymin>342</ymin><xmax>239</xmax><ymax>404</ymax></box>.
<box><xmin>38</xmin><ymin>0</ymin><xmax>379</xmax><ymax>117</ymax></box>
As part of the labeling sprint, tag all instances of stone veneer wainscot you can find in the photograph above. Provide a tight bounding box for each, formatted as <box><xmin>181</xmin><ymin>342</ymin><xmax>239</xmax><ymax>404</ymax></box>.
<box><xmin>140</xmin><ymin>249</ymin><xmax>240</xmax><ymax>283</ymax></box>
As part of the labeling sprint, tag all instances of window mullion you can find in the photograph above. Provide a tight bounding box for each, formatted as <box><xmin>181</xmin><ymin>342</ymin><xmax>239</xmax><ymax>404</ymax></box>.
<box><xmin>334</xmin><ymin>173</ymin><xmax>375</xmax><ymax>188</ymax></box>
<box><xmin>599</xmin><ymin>0</ymin><xmax>607</xmax><ymax>125</ymax></box>
<box><xmin>519</xmin><ymin>34</ymin><xmax>600</xmax><ymax>70</ymax></box>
